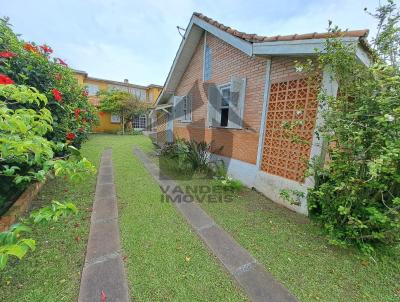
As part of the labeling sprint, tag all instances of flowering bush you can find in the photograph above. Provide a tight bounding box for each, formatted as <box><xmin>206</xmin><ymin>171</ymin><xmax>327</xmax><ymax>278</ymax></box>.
<box><xmin>0</xmin><ymin>17</ymin><xmax>97</xmax><ymax>148</ymax></box>
<box><xmin>0</xmin><ymin>17</ymin><xmax>97</xmax><ymax>214</ymax></box>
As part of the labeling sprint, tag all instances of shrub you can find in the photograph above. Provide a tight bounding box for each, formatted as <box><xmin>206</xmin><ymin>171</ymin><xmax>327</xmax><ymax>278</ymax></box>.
<box><xmin>160</xmin><ymin>139</ymin><xmax>216</xmax><ymax>172</ymax></box>
<box><xmin>0</xmin><ymin>17</ymin><xmax>97</xmax><ymax>148</ymax></box>
<box><xmin>0</xmin><ymin>224</ymin><xmax>35</xmax><ymax>270</ymax></box>
<box><xmin>306</xmin><ymin>3</ymin><xmax>400</xmax><ymax>253</ymax></box>
<box><xmin>214</xmin><ymin>176</ymin><xmax>243</xmax><ymax>192</ymax></box>
<box><xmin>0</xmin><ymin>18</ymin><xmax>97</xmax><ymax>214</ymax></box>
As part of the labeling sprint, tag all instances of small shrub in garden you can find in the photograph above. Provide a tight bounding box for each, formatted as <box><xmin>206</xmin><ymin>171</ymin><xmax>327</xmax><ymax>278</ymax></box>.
<box><xmin>160</xmin><ymin>139</ymin><xmax>218</xmax><ymax>173</ymax></box>
<box><xmin>213</xmin><ymin>175</ymin><xmax>243</xmax><ymax>192</ymax></box>
<box><xmin>29</xmin><ymin>200</ymin><xmax>78</xmax><ymax>224</ymax></box>
<box><xmin>0</xmin><ymin>224</ymin><xmax>35</xmax><ymax>270</ymax></box>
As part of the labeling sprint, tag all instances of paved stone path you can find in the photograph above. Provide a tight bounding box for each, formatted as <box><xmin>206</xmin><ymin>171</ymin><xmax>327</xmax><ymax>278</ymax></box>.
<box><xmin>78</xmin><ymin>149</ymin><xmax>130</xmax><ymax>302</ymax></box>
<box><xmin>134</xmin><ymin>148</ymin><xmax>298</xmax><ymax>302</ymax></box>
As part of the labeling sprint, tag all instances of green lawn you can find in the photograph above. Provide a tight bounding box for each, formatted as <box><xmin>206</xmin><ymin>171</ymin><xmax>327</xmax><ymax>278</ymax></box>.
<box><xmin>0</xmin><ymin>134</ymin><xmax>247</xmax><ymax>302</ymax></box>
<box><xmin>0</xmin><ymin>134</ymin><xmax>103</xmax><ymax>301</ymax></box>
<box><xmin>2</xmin><ymin>134</ymin><xmax>398</xmax><ymax>302</ymax></box>
<box><xmin>108</xmin><ymin>134</ymin><xmax>246</xmax><ymax>301</ymax></box>
<box><xmin>155</xmin><ymin>152</ymin><xmax>400</xmax><ymax>302</ymax></box>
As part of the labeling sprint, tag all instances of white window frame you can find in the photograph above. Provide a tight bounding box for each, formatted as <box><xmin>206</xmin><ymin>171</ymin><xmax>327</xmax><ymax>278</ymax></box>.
<box><xmin>181</xmin><ymin>95</ymin><xmax>192</xmax><ymax>123</ymax></box>
<box><xmin>133</xmin><ymin>114</ymin><xmax>147</xmax><ymax>129</ymax></box>
<box><xmin>110</xmin><ymin>114</ymin><xmax>121</xmax><ymax>124</ymax></box>
<box><xmin>86</xmin><ymin>84</ymin><xmax>99</xmax><ymax>96</ymax></box>
<box><xmin>218</xmin><ymin>83</ymin><xmax>231</xmax><ymax>127</ymax></box>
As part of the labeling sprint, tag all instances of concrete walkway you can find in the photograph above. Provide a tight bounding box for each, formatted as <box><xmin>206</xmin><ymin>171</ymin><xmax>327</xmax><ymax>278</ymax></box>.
<box><xmin>134</xmin><ymin>148</ymin><xmax>298</xmax><ymax>302</ymax></box>
<box><xmin>78</xmin><ymin>149</ymin><xmax>130</xmax><ymax>302</ymax></box>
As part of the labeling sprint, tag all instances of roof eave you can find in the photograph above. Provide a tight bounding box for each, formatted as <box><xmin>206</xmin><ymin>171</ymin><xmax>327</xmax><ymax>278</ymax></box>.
<box><xmin>253</xmin><ymin>36</ymin><xmax>372</xmax><ymax>66</ymax></box>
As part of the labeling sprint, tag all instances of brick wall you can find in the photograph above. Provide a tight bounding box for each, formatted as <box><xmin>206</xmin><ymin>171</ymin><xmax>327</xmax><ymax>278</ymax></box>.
<box><xmin>171</xmin><ymin>32</ymin><xmax>320</xmax><ymax>181</ymax></box>
<box><xmin>174</xmin><ymin>32</ymin><xmax>268</xmax><ymax>165</ymax></box>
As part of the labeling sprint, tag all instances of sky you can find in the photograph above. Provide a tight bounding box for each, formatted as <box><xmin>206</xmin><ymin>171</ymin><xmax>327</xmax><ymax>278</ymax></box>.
<box><xmin>1</xmin><ymin>0</ymin><xmax>381</xmax><ymax>86</ymax></box>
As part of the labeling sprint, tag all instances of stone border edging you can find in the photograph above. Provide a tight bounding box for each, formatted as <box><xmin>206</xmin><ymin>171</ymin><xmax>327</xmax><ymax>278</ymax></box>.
<box><xmin>78</xmin><ymin>148</ymin><xmax>130</xmax><ymax>302</ymax></box>
<box><xmin>0</xmin><ymin>181</ymin><xmax>45</xmax><ymax>232</ymax></box>
<box><xmin>133</xmin><ymin>148</ymin><xmax>298</xmax><ymax>302</ymax></box>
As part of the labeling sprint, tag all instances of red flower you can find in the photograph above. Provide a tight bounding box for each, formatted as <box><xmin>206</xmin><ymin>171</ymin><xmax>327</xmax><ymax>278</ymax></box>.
<box><xmin>24</xmin><ymin>43</ymin><xmax>38</xmax><ymax>53</ymax></box>
<box><xmin>66</xmin><ymin>132</ymin><xmax>76</xmax><ymax>140</ymax></box>
<box><xmin>0</xmin><ymin>74</ymin><xmax>14</xmax><ymax>85</ymax></box>
<box><xmin>55</xmin><ymin>73</ymin><xmax>62</xmax><ymax>81</ymax></box>
<box><xmin>39</xmin><ymin>44</ymin><xmax>53</xmax><ymax>54</ymax></box>
<box><xmin>52</xmin><ymin>88</ymin><xmax>62</xmax><ymax>102</ymax></box>
<box><xmin>74</xmin><ymin>108</ymin><xmax>81</xmax><ymax>120</ymax></box>
<box><xmin>0</xmin><ymin>51</ymin><xmax>16</xmax><ymax>58</ymax></box>
<box><xmin>57</xmin><ymin>58</ymin><xmax>68</xmax><ymax>66</ymax></box>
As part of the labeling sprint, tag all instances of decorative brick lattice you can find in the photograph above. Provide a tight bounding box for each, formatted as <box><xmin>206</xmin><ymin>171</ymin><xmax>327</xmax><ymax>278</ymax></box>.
<box><xmin>261</xmin><ymin>77</ymin><xmax>319</xmax><ymax>182</ymax></box>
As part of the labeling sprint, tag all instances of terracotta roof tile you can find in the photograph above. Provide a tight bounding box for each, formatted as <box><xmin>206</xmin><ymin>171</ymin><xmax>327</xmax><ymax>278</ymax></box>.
<box><xmin>193</xmin><ymin>12</ymin><xmax>369</xmax><ymax>43</ymax></box>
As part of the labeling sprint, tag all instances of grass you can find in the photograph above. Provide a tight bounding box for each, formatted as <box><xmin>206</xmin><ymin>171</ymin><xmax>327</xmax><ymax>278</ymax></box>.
<box><xmin>107</xmin><ymin>134</ymin><xmax>246</xmax><ymax>301</ymax></box>
<box><xmin>0</xmin><ymin>135</ymin><xmax>102</xmax><ymax>301</ymax></box>
<box><xmin>0</xmin><ymin>134</ymin><xmax>247</xmax><ymax>302</ymax></box>
<box><xmin>157</xmin><ymin>154</ymin><xmax>400</xmax><ymax>302</ymax></box>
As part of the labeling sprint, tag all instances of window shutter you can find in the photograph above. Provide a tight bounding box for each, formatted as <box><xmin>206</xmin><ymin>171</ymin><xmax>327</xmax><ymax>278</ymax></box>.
<box><xmin>228</xmin><ymin>76</ymin><xmax>246</xmax><ymax>129</ymax></box>
<box><xmin>208</xmin><ymin>84</ymin><xmax>221</xmax><ymax>127</ymax></box>
<box><xmin>174</xmin><ymin>96</ymin><xmax>183</xmax><ymax>121</ymax></box>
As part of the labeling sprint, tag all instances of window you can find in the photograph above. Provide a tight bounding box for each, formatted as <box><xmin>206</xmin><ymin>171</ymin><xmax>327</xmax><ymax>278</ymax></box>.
<box><xmin>133</xmin><ymin>115</ymin><xmax>146</xmax><ymax>129</ymax></box>
<box><xmin>219</xmin><ymin>85</ymin><xmax>230</xmax><ymax>127</ymax></box>
<box><xmin>111</xmin><ymin>114</ymin><xmax>121</xmax><ymax>123</ymax></box>
<box><xmin>86</xmin><ymin>84</ymin><xmax>99</xmax><ymax>96</ymax></box>
<box><xmin>149</xmin><ymin>91</ymin><xmax>154</xmax><ymax>102</ymax></box>
<box><xmin>204</xmin><ymin>45</ymin><xmax>212</xmax><ymax>81</ymax></box>
<box><xmin>175</xmin><ymin>94</ymin><xmax>192</xmax><ymax>122</ymax></box>
<box><xmin>130</xmin><ymin>88</ymin><xmax>146</xmax><ymax>101</ymax></box>
<box><xmin>182</xmin><ymin>96</ymin><xmax>191</xmax><ymax>122</ymax></box>
<box><xmin>208</xmin><ymin>77</ymin><xmax>246</xmax><ymax>129</ymax></box>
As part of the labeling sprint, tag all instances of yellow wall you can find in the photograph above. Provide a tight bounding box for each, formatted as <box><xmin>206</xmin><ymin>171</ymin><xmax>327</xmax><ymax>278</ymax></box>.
<box><xmin>74</xmin><ymin>71</ymin><xmax>162</xmax><ymax>133</ymax></box>
<box><xmin>147</xmin><ymin>87</ymin><xmax>162</xmax><ymax>104</ymax></box>
<box><xmin>96</xmin><ymin>112</ymin><xmax>121</xmax><ymax>133</ymax></box>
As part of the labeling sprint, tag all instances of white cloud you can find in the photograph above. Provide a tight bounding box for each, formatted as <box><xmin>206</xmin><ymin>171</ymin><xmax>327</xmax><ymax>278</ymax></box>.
<box><xmin>1</xmin><ymin>0</ymin><xmax>381</xmax><ymax>85</ymax></box>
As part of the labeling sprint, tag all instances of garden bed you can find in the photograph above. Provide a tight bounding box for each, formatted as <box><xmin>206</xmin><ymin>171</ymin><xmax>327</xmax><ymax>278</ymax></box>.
<box><xmin>0</xmin><ymin>181</ymin><xmax>44</xmax><ymax>232</ymax></box>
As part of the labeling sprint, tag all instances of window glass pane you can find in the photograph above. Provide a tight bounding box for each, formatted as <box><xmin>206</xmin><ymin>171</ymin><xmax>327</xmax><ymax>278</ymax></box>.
<box><xmin>221</xmin><ymin>87</ymin><xmax>230</xmax><ymax>107</ymax></box>
<box><xmin>86</xmin><ymin>84</ymin><xmax>99</xmax><ymax>96</ymax></box>
<box><xmin>220</xmin><ymin>108</ymin><xmax>229</xmax><ymax>127</ymax></box>
<box><xmin>111</xmin><ymin>114</ymin><xmax>120</xmax><ymax>123</ymax></box>
<box><xmin>204</xmin><ymin>45</ymin><xmax>212</xmax><ymax>81</ymax></box>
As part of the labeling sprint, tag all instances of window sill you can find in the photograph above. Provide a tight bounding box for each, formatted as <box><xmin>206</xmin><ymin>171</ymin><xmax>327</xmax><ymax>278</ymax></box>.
<box><xmin>179</xmin><ymin>120</ymin><xmax>192</xmax><ymax>123</ymax></box>
<box><xmin>208</xmin><ymin>126</ymin><xmax>243</xmax><ymax>130</ymax></box>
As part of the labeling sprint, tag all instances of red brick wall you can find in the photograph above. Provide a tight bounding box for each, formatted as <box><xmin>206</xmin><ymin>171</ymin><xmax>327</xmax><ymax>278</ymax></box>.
<box><xmin>174</xmin><ymin>32</ymin><xmax>267</xmax><ymax>165</ymax></box>
<box><xmin>171</xmin><ymin>32</ymin><xmax>320</xmax><ymax>180</ymax></box>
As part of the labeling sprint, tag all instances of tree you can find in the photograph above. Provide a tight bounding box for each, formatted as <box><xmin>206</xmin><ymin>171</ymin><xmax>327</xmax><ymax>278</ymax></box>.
<box><xmin>98</xmin><ymin>89</ymin><xmax>147</xmax><ymax>134</ymax></box>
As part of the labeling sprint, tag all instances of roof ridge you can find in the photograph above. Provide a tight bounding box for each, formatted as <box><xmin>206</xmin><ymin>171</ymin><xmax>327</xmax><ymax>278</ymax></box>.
<box><xmin>193</xmin><ymin>12</ymin><xmax>369</xmax><ymax>43</ymax></box>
